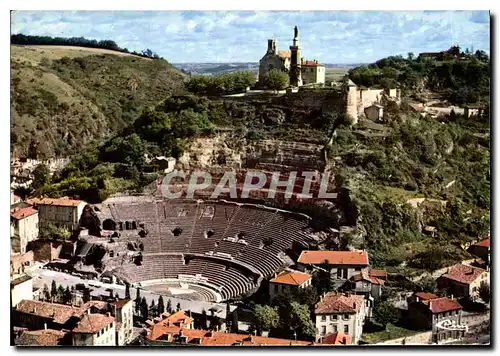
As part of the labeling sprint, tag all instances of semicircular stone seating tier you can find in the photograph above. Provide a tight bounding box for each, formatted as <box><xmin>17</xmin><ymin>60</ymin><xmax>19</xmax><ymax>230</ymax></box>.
<box><xmin>105</xmin><ymin>200</ymin><xmax>314</xmax><ymax>301</ymax></box>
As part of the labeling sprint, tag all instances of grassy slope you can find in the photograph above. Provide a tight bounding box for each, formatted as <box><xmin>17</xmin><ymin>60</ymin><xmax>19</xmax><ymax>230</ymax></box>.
<box><xmin>11</xmin><ymin>45</ymin><xmax>187</xmax><ymax>159</ymax></box>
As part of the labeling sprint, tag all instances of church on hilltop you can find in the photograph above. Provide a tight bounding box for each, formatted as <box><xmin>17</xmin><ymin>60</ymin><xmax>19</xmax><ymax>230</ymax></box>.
<box><xmin>258</xmin><ymin>26</ymin><xmax>326</xmax><ymax>88</ymax></box>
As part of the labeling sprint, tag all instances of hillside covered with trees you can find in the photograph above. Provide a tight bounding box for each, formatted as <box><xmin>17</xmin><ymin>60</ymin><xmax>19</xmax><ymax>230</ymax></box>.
<box><xmin>348</xmin><ymin>46</ymin><xmax>490</xmax><ymax>105</ymax></box>
<box><xmin>11</xmin><ymin>43</ymin><xmax>187</xmax><ymax>159</ymax></box>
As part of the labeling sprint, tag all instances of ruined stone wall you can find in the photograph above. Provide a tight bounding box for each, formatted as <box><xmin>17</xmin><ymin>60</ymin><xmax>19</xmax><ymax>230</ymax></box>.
<box><xmin>377</xmin><ymin>331</ymin><xmax>432</xmax><ymax>345</ymax></box>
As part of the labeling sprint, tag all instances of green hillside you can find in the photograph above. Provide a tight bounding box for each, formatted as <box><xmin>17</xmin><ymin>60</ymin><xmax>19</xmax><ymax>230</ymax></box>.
<box><xmin>11</xmin><ymin>45</ymin><xmax>187</xmax><ymax>159</ymax></box>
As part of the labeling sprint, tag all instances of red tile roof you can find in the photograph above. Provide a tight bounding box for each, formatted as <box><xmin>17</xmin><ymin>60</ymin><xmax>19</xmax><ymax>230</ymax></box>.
<box><xmin>270</xmin><ymin>270</ymin><xmax>312</xmax><ymax>286</ymax></box>
<box><xmin>414</xmin><ymin>292</ymin><xmax>439</xmax><ymax>300</ymax></box>
<box><xmin>302</xmin><ymin>60</ymin><xmax>323</xmax><ymax>66</ymax></box>
<box><xmin>298</xmin><ymin>250</ymin><xmax>369</xmax><ymax>266</ymax></box>
<box><xmin>11</xmin><ymin>206</ymin><xmax>38</xmax><ymax>220</ymax></box>
<box><xmin>473</xmin><ymin>239</ymin><xmax>490</xmax><ymax>248</ymax></box>
<box><xmin>16</xmin><ymin>329</ymin><xmax>67</xmax><ymax>346</ymax></box>
<box><xmin>16</xmin><ymin>300</ymin><xmax>84</xmax><ymax>325</ymax></box>
<box><xmin>27</xmin><ymin>196</ymin><xmax>83</xmax><ymax>207</ymax></box>
<box><xmin>422</xmin><ymin>297</ymin><xmax>462</xmax><ymax>314</ymax></box>
<box><xmin>321</xmin><ymin>332</ymin><xmax>352</xmax><ymax>345</ymax></box>
<box><xmin>73</xmin><ymin>313</ymin><xmax>115</xmax><ymax>334</ymax></box>
<box><xmin>315</xmin><ymin>293</ymin><xmax>365</xmax><ymax>315</ymax></box>
<box><xmin>441</xmin><ymin>264</ymin><xmax>487</xmax><ymax>285</ymax></box>
<box><xmin>147</xmin><ymin>326</ymin><xmax>313</xmax><ymax>345</ymax></box>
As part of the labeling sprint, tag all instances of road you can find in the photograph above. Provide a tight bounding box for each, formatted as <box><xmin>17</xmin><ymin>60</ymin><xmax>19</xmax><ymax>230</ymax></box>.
<box><xmin>30</xmin><ymin>265</ymin><xmax>235</xmax><ymax>318</ymax></box>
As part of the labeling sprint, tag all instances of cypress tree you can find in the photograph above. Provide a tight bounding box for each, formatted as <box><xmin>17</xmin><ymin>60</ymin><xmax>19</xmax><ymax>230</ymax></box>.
<box><xmin>166</xmin><ymin>299</ymin><xmax>172</xmax><ymax>313</ymax></box>
<box><xmin>125</xmin><ymin>283</ymin><xmax>131</xmax><ymax>299</ymax></box>
<box><xmin>50</xmin><ymin>280</ymin><xmax>57</xmax><ymax>301</ymax></box>
<box><xmin>141</xmin><ymin>297</ymin><xmax>149</xmax><ymax>319</ymax></box>
<box><xmin>158</xmin><ymin>296</ymin><xmax>165</xmax><ymax>315</ymax></box>
<box><xmin>176</xmin><ymin>302</ymin><xmax>181</xmax><ymax>312</ymax></box>
<box><xmin>42</xmin><ymin>284</ymin><xmax>50</xmax><ymax>301</ymax></box>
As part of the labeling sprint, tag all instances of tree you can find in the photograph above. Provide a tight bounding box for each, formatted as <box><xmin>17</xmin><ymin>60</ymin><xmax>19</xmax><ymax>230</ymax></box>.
<box><xmin>63</xmin><ymin>286</ymin><xmax>72</xmax><ymax>304</ymax></box>
<box><xmin>157</xmin><ymin>296</ymin><xmax>165</xmax><ymax>315</ymax></box>
<box><xmin>313</xmin><ymin>260</ymin><xmax>333</xmax><ymax>295</ymax></box>
<box><xmin>32</xmin><ymin>164</ymin><xmax>51</xmax><ymax>190</ymax></box>
<box><xmin>265</xmin><ymin>69</ymin><xmax>289</xmax><ymax>90</ymax></box>
<box><xmin>479</xmin><ymin>281</ymin><xmax>490</xmax><ymax>304</ymax></box>
<box><xmin>150</xmin><ymin>299</ymin><xmax>157</xmax><ymax>317</ymax></box>
<box><xmin>135</xmin><ymin>288</ymin><xmax>141</xmax><ymax>314</ymax></box>
<box><xmin>82</xmin><ymin>288</ymin><xmax>91</xmax><ymax>303</ymax></box>
<box><xmin>50</xmin><ymin>280</ymin><xmax>57</xmax><ymax>301</ymax></box>
<box><xmin>200</xmin><ymin>309</ymin><xmax>209</xmax><ymax>329</ymax></box>
<box><xmin>231</xmin><ymin>308</ymin><xmax>239</xmax><ymax>333</ymax></box>
<box><xmin>373</xmin><ymin>301</ymin><xmax>400</xmax><ymax>329</ymax></box>
<box><xmin>407</xmin><ymin>52</ymin><xmax>414</xmax><ymax>61</ymax></box>
<box><xmin>140</xmin><ymin>297</ymin><xmax>149</xmax><ymax>319</ymax></box>
<box><xmin>125</xmin><ymin>283</ymin><xmax>130</xmax><ymax>299</ymax></box>
<box><xmin>38</xmin><ymin>223</ymin><xmax>71</xmax><ymax>240</ymax></box>
<box><xmin>252</xmin><ymin>305</ymin><xmax>280</xmax><ymax>335</ymax></box>
<box><xmin>166</xmin><ymin>299</ymin><xmax>172</xmax><ymax>314</ymax></box>
<box><xmin>42</xmin><ymin>283</ymin><xmax>50</xmax><ymax>301</ymax></box>
<box><xmin>287</xmin><ymin>302</ymin><xmax>316</xmax><ymax>340</ymax></box>
<box><xmin>418</xmin><ymin>276</ymin><xmax>438</xmax><ymax>293</ymax></box>
<box><xmin>176</xmin><ymin>302</ymin><xmax>181</xmax><ymax>312</ymax></box>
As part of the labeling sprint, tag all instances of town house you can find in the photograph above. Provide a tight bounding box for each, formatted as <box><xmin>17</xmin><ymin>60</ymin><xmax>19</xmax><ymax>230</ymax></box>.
<box><xmin>437</xmin><ymin>263</ymin><xmax>489</xmax><ymax>301</ymax></box>
<box><xmin>268</xmin><ymin>270</ymin><xmax>312</xmax><ymax>302</ymax></box>
<box><xmin>314</xmin><ymin>292</ymin><xmax>367</xmax><ymax>344</ymax></box>
<box><xmin>406</xmin><ymin>292</ymin><xmax>466</xmax><ymax>344</ymax></box>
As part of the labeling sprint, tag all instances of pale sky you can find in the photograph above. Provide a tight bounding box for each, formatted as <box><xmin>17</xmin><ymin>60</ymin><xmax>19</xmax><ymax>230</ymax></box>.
<box><xmin>11</xmin><ymin>10</ymin><xmax>490</xmax><ymax>64</ymax></box>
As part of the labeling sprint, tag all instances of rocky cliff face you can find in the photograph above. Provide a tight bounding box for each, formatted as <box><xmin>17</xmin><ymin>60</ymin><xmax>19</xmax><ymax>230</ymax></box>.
<box><xmin>178</xmin><ymin>89</ymin><xmax>345</xmax><ymax>173</ymax></box>
<box><xmin>178</xmin><ymin>132</ymin><xmax>327</xmax><ymax>173</ymax></box>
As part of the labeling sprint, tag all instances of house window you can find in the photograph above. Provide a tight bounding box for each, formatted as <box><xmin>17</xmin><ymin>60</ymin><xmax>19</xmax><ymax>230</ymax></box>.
<box><xmin>337</xmin><ymin>269</ymin><xmax>342</xmax><ymax>278</ymax></box>
<box><xmin>321</xmin><ymin>315</ymin><xmax>326</xmax><ymax>322</ymax></box>
<box><xmin>330</xmin><ymin>315</ymin><xmax>337</xmax><ymax>321</ymax></box>
<box><xmin>332</xmin><ymin>325</ymin><xmax>337</xmax><ymax>333</ymax></box>
<box><xmin>343</xmin><ymin>314</ymin><xmax>350</xmax><ymax>320</ymax></box>
<box><xmin>344</xmin><ymin>325</ymin><xmax>349</xmax><ymax>334</ymax></box>
<box><xmin>321</xmin><ymin>326</ymin><xmax>326</xmax><ymax>335</ymax></box>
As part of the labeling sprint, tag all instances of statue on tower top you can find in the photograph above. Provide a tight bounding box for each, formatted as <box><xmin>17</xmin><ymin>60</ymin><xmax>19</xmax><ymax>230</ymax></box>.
<box><xmin>294</xmin><ymin>26</ymin><xmax>299</xmax><ymax>38</ymax></box>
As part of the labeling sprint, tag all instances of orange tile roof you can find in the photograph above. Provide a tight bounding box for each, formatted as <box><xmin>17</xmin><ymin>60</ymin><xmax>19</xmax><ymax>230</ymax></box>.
<box><xmin>422</xmin><ymin>297</ymin><xmax>462</xmax><ymax>314</ymax></box>
<box><xmin>321</xmin><ymin>332</ymin><xmax>352</xmax><ymax>345</ymax></box>
<box><xmin>441</xmin><ymin>264</ymin><xmax>487</xmax><ymax>285</ymax></box>
<box><xmin>16</xmin><ymin>329</ymin><xmax>67</xmax><ymax>346</ymax></box>
<box><xmin>149</xmin><ymin>310</ymin><xmax>194</xmax><ymax>340</ymax></box>
<box><xmin>473</xmin><ymin>239</ymin><xmax>490</xmax><ymax>248</ymax></box>
<box><xmin>27</xmin><ymin>196</ymin><xmax>83</xmax><ymax>207</ymax></box>
<box><xmin>147</xmin><ymin>326</ymin><xmax>313</xmax><ymax>345</ymax></box>
<box><xmin>73</xmin><ymin>313</ymin><xmax>115</xmax><ymax>334</ymax></box>
<box><xmin>278</xmin><ymin>50</ymin><xmax>291</xmax><ymax>59</ymax></box>
<box><xmin>270</xmin><ymin>270</ymin><xmax>312</xmax><ymax>286</ymax></box>
<box><xmin>298</xmin><ymin>250</ymin><xmax>369</xmax><ymax>266</ymax></box>
<box><xmin>414</xmin><ymin>292</ymin><xmax>439</xmax><ymax>300</ymax></box>
<box><xmin>11</xmin><ymin>206</ymin><xmax>38</xmax><ymax>220</ymax></box>
<box><xmin>16</xmin><ymin>300</ymin><xmax>84</xmax><ymax>325</ymax></box>
<box><xmin>315</xmin><ymin>293</ymin><xmax>365</xmax><ymax>315</ymax></box>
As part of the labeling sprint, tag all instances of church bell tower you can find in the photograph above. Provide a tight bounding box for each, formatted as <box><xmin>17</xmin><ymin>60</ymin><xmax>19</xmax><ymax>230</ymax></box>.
<box><xmin>289</xmin><ymin>26</ymin><xmax>302</xmax><ymax>87</ymax></box>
